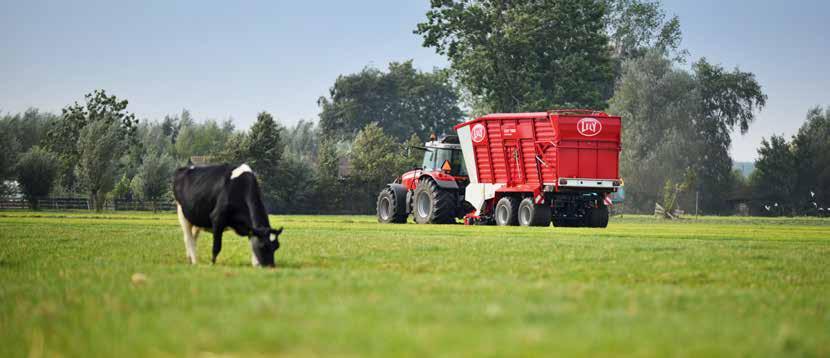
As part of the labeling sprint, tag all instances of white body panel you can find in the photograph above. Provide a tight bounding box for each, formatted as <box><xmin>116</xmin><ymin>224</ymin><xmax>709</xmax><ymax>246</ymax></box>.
<box><xmin>551</xmin><ymin>178</ymin><xmax>620</xmax><ymax>189</ymax></box>
<box><xmin>456</xmin><ymin>126</ymin><xmax>479</xmax><ymax>184</ymax></box>
<box><xmin>465</xmin><ymin>183</ymin><xmax>505</xmax><ymax>215</ymax></box>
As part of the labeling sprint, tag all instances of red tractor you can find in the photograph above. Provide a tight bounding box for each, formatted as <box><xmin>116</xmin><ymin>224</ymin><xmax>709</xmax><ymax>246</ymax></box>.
<box><xmin>377</xmin><ymin>110</ymin><xmax>622</xmax><ymax>227</ymax></box>
<box><xmin>376</xmin><ymin>134</ymin><xmax>471</xmax><ymax>224</ymax></box>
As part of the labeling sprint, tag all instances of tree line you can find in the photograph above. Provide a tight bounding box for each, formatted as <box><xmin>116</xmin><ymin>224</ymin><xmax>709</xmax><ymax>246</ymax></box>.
<box><xmin>1</xmin><ymin>0</ymin><xmax>826</xmax><ymax>215</ymax></box>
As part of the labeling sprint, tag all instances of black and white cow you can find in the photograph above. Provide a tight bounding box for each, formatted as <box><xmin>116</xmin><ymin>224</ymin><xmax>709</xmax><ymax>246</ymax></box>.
<box><xmin>173</xmin><ymin>163</ymin><xmax>282</xmax><ymax>267</ymax></box>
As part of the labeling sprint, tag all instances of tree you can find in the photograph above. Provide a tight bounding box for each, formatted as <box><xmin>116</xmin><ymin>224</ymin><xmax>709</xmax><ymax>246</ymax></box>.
<box><xmin>318</xmin><ymin>61</ymin><xmax>463</xmax><ymax>140</ymax></box>
<box><xmin>0</xmin><ymin>120</ymin><xmax>21</xmax><ymax>196</ymax></box>
<box><xmin>76</xmin><ymin>121</ymin><xmax>125</xmax><ymax>211</ymax></box>
<box><xmin>131</xmin><ymin>151</ymin><xmax>175</xmax><ymax>211</ymax></box>
<box><xmin>46</xmin><ymin>90</ymin><xmax>138</xmax><ymax>192</ymax></box>
<box><xmin>175</xmin><ymin>119</ymin><xmax>234</xmax><ymax>161</ymax></box>
<box><xmin>15</xmin><ymin>147</ymin><xmax>59</xmax><ymax>210</ymax></box>
<box><xmin>214</xmin><ymin>131</ymin><xmax>249</xmax><ymax>164</ymax></box>
<box><xmin>349</xmin><ymin>123</ymin><xmax>410</xmax><ymax>213</ymax></box>
<box><xmin>314</xmin><ymin>138</ymin><xmax>344</xmax><ymax>212</ymax></box>
<box><xmin>245</xmin><ymin>112</ymin><xmax>284</xmax><ymax>207</ymax></box>
<box><xmin>285</xmin><ymin>120</ymin><xmax>319</xmax><ymax>160</ymax></box>
<box><xmin>692</xmin><ymin>58</ymin><xmax>767</xmax><ymax>213</ymax></box>
<box><xmin>416</xmin><ymin>0</ymin><xmax>614</xmax><ymax>112</ymax></box>
<box><xmin>751</xmin><ymin>135</ymin><xmax>797</xmax><ymax>215</ymax></box>
<box><xmin>609</xmin><ymin>51</ymin><xmax>766</xmax><ymax>213</ymax></box>
<box><xmin>792</xmin><ymin>106</ymin><xmax>830</xmax><ymax>211</ymax></box>
<box><xmin>604</xmin><ymin>0</ymin><xmax>684</xmax><ymax>63</ymax></box>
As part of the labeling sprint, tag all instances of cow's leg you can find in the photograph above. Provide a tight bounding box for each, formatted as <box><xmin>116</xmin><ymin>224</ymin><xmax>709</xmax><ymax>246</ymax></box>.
<box><xmin>251</xmin><ymin>251</ymin><xmax>260</xmax><ymax>267</ymax></box>
<box><xmin>211</xmin><ymin>230</ymin><xmax>223</xmax><ymax>264</ymax></box>
<box><xmin>176</xmin><ymin>203</ymin><xmax>198</xmax><ymax>264</ymax></box>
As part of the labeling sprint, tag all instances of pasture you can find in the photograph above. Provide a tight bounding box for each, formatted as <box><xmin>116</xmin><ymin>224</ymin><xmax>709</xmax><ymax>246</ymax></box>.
<box><xmin>1</xmin><ymin>212</ymin><xmax>828</xmax><ymax>357</ymax></box>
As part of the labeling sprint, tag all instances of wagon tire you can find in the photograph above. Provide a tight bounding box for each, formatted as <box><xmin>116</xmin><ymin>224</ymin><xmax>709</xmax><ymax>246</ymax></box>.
<box><xmin>588</xmin><ymin>204</ymin><xmax>609</xmax><ymax>228</ymax></box>
<box><xmin>518</xmin><ymin>198</ymin><xmax>551</xmax><ymax>227</ymax></box>
<box><xmin>494</xmin><ymin>196</ymin><xmax>521</xmax><ymax>226</ymax></box>
<box><xmin>412</xmin><ymin>178</ymin><xmax>457</xmax><ymax>224</ymax></box>
<box><xmin>377</xmin><ymin>187</ymin><xmax>407</xmax><ymax>224</ymax></box>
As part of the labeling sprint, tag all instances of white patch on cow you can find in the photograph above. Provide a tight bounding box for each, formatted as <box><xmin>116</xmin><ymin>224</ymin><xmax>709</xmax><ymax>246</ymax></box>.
<box><xmin>176</xmin><ymin>202</ymin><xmax>199</xmax><ymax>264</ymax></box>
<box><xmin>230</xmin><ymin>164</ymin><xmax>252</xmax><ymax>179</ymax></box>
<box><xmin>251</xmin><ymin>252</ymin><xmax>261</xmax><ymax>267</ymax></box>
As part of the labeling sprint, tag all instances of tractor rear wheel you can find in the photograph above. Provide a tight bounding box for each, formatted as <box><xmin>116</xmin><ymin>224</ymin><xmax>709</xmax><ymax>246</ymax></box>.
<box><xmin>518</xmin><ymin>198</ymin><xmax>552</xmax><ymax>227</ymax></box>
<box><xmin>377</xmin><ymin>187</ymin><xmax>407</xmax><ymax>223</ymax></box>
<box><xmin>494</xmin><ymin>196</ymin><xmax>521</xmax><ymax>226</ymax></box>
<box><xmin>412</xmin><ymin>179</ymin><xmax>457</xmax><ymax>224</ymax></box>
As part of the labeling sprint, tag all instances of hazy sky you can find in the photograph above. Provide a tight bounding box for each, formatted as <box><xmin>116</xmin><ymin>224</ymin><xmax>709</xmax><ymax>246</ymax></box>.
<box><xmin>1</xmin><ymin>0</ymin><xmax>827</xmax><ymax>161</ymax></box>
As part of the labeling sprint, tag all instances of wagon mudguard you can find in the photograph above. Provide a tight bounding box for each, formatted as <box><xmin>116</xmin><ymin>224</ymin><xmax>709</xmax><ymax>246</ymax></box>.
<box><xmin>386</xmin><ymin>183</ymin><xmax>409</xmax><ymax>214</ymax></box>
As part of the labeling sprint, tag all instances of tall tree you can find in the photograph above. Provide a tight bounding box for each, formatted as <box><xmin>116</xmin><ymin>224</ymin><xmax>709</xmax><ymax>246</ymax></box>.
<box><xmin>15</xmin><ymin>146</ymin><xmax>59</xmax><ymax>210</ymax></box>
<box><xmin>245</xmin><ymin>112</ymin><xmax>284</xmax><ymax>207</ymax></box>
<box><xmin>76</xmin><ymin>120</ymin><xmax>125</xmax><ymax>211</ymax></box>
<box><xmin>416</xmin><ymin>0</ymin><xmax>614</xmax><ymax>112</ymax></box>
<box><xmin>609</xmin><ymin>51</ymin><xmax>766</xmax><ymax>213</ymax></box>
<box><xmin>792</xmin><ymin>106</ymin><xmax>830</xmax><ymax>210</ymax></box>
<box><xmin>318</xmin><ymin>61</ymin><xmax>463</xmax><ymax>140</ymax></box>
<box><xmin>751</xmin><ymin>135</ymin><xmax>797</xmax><ymax>214</ymax></box>
<box><xmin>0</xmin><ymin>120</ymin><xmax>21</xmax><ymax>196</ymax></box>
<box><xmin>46</xmin><ymin>90</ymin><xmax>138</xmax><ymax>192</ymax></box>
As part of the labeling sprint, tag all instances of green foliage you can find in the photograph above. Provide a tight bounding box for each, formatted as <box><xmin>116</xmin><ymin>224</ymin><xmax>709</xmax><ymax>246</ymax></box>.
<box><xmin>751</xmin><ymin>106</ymin><xmax>830</xmax><ymax>215</ymax></box>
<box><xmin>131</xmin><ymin>151</ymin><xmax>176</xmax><ymax>209</ymax></box>
<box><xmin>0</xmin><ymin>120</ymin><xmax>21</xmax><ymax>188</ymax></box>
<box><xmin>284</xmin><ymin>120</ymin><xmax>319</xmax><ymax>160</ymax></box>
<box><xmin>111</xmin><ymin>174</ymin><xmax>134</xmax><ymax>201</ymax></box>
<box><xmin>792</xmin><ymin>107</ymin><xmax>830</xmax><ymax>209</ymax></box>
<box><xmin>45</xmin><ymin>90</ymin><xmax>138</xmax><ymax>193</ymax></box>
<box><xmin>175</xmin><ymin>119</ymin><xmax>235</xmax><ymax>161</ymax></box>
<box><xmin>47</xmin><ymin>90</ymin><xmax>137</xmax><ymax>162</ymax></box>
<box><xmin>0</xmin><ymin>109</ymin><xmax>58</xmax><ymax>151</ymax></box>
<box><xmin>1</xmin><ymin>212</ymin><xmax>829</xmax><ymax>356</ymax></box>
<box><xmin>314</xmin><ymin>138</ymin><xmax>344</xmax><ymax>212</ymax></box>
<box><xmin>751</xmin><ymin>135</ymin><xmax>796</xmax><ymax>212</ymax></box>
<box><xmin>245</xmin><ymin>112</ymin><xmax>284</xmax><ymax>205</ymax></box>
<box><xmin>416</xmin><ymin>0</ymin><xmax>614</xmax><ymax>112</ymax></box>
<box><xmin>15</xmin><ymin>146</ymin><xmax>59</xmax><ymax>209</ymax></box>
<box><xmin>604</xmin><ymin>0</ymin><xmax>685</xmax><ymax>62</ymax></box>
<box><xmin>214</xmin><ymin>131</ymin><xmax>249</xmax><ymax>165</ymax></box>
<box><xmin>271</xmin><ymin>154</ymin><xmax>318</xmax><ymax>214</ymax></box>
<box><xmin>610</xmin><ymin>51</ymin><xmax>766</xmax><ymax>214</ymax></box>
<box><xmin>76</xmin><ymin>120</ymin><xmax>126</xmax><ymax>211</ymax></box>
<box><xmin>348</xmin><ymin>123</ymin><xmax>410</xmax><ymax>213</ymax></box>
<box><xmin>318</xmin><ymin>61</ymin><xmax>463</xmax><ymax>140</ymax></box>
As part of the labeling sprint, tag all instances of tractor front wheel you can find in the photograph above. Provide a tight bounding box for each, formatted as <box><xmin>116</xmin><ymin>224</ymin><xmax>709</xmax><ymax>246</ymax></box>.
<box><xmin>377</xmin><ymin>187</ymin><xmax>407</xmax><ymax>223</ymax></box>
<box><xmin>412</xmin><ymin>179</ymin><xmax>457</xmax><ymax>224</ymax></box>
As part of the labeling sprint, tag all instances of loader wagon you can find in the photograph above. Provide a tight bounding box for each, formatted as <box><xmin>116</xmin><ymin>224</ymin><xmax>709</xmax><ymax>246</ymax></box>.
<box><xmin>377</xmin><ymin>109</ymin><xmax>622</xmax><ymax>227</ymax></box>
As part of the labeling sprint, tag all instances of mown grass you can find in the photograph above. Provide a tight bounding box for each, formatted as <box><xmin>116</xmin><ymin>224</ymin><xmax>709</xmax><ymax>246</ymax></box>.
<box><xmin>1</xmin><ymin>211</ymin><xmax>828</xmax><ymax>357</ymax></box>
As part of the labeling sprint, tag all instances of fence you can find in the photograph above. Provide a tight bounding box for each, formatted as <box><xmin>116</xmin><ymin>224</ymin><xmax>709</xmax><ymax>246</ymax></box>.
<box><xmin>0</xmin><ymin>197</ymin><xmax>176</xmax><ymax>212</ymax></box>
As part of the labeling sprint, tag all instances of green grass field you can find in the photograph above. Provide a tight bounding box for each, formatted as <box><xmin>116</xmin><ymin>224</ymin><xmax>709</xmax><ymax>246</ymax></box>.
<box><xmin>1</xmin><ymin>211</ymin><xmax>829</xmax><ymax>357</ymax></box>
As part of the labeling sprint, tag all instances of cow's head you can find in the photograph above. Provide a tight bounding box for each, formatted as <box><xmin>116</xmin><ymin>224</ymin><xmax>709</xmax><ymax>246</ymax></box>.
<box><xmin>250</xmin><ymin>226</ymin><xmax>283</xmax><ymax>267</ymax></box>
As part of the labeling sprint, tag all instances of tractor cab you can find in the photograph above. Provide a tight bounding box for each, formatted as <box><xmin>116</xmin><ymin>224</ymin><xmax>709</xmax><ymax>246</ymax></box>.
<box><xmin>417</xmin><ymin>135</ymin><xmax>467</xmax><ymax>177</ymax></box>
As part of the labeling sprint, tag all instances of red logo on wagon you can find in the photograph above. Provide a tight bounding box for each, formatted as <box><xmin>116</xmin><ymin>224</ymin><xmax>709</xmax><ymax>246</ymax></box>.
<box><xmin>471</xmin><ymin>123</ymin><xmax>487</xmax><ymax>143</ymax></box>
<box><xmin>577</xmin><ymin>117</ymin><xmax>602</xmax><ymax>137</ymax></box>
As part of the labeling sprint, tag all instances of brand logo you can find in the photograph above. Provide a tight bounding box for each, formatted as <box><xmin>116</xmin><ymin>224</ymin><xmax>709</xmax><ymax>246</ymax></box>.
<box><xmin>471</xmin><ymin>123</ymin><xmax>487</xmax><ymax>143</ymax></box>
<box><xmin>577</xmin><ymin>117</ymin><xmax>602</xmax><ymax>137</ymax></box>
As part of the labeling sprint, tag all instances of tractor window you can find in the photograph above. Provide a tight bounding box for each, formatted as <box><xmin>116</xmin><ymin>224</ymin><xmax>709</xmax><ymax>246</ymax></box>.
<box><xmin>421</xmin><ymin>150</ymin><xmax>435</xmax><ymax>170</ymax></box>
<box><xmin>432</xmin><ymin>148</ymin><xmax>467</xmax><ymax>176</ymax></box>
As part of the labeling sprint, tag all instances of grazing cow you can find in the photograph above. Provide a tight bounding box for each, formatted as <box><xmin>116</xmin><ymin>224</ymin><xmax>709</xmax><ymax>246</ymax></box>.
<box><xmin>173</xmin><ymin>163</ymin><xmax>282</xmax><ymax>267</ymax></box>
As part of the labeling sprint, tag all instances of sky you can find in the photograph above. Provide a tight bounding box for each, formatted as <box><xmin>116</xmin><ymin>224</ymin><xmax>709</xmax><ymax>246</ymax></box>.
<box><xmin>1</xmin><ymin>0</ymin><xmax>828</xmax><ymax>161</ymax></box>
